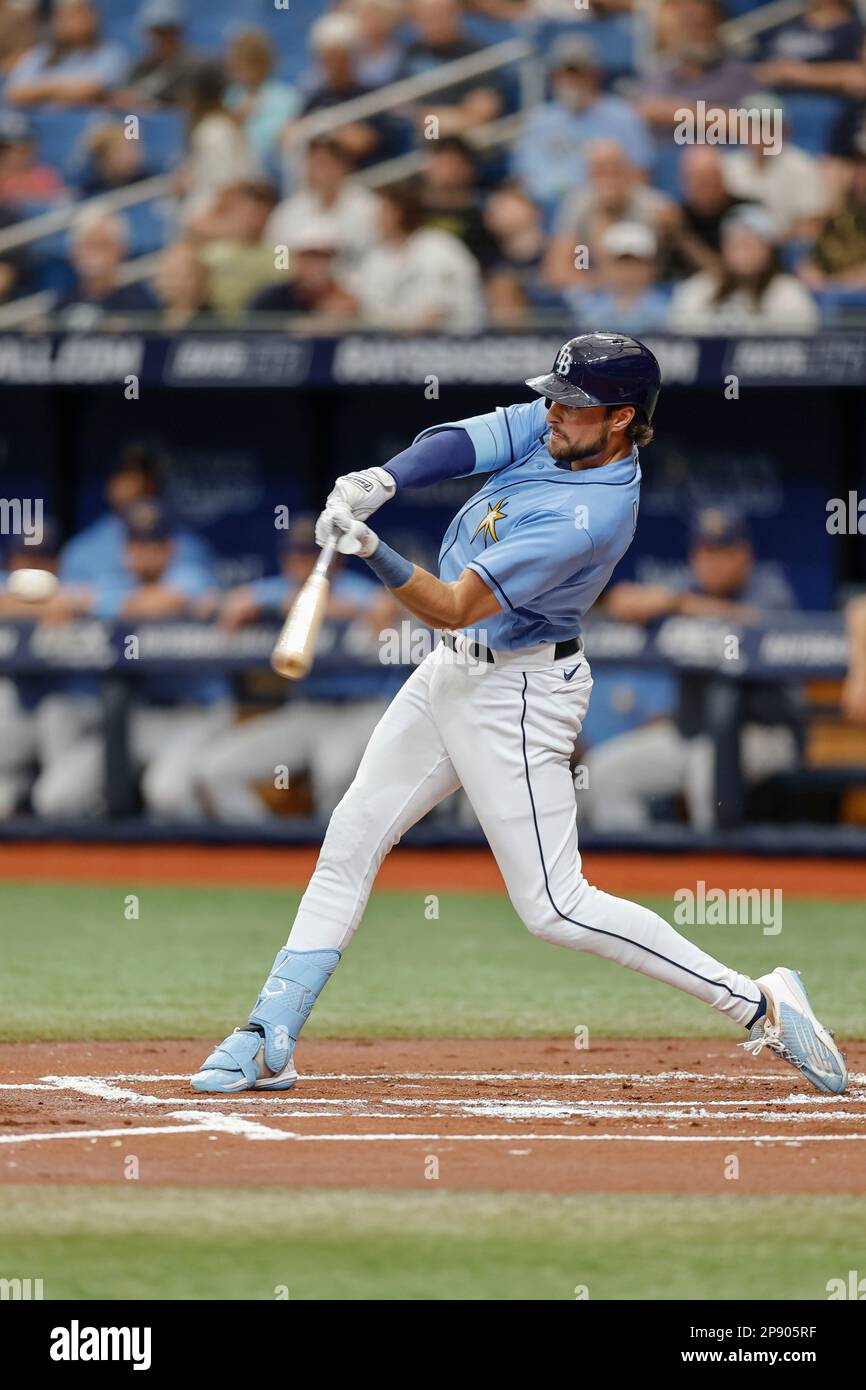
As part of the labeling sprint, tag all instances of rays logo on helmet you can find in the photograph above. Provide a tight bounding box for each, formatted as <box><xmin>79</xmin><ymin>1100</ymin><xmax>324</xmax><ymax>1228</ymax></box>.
<box><xmin>554</xmin><ymin>344</ymin><xmax>573</xmax><ymax>376</ymax></box>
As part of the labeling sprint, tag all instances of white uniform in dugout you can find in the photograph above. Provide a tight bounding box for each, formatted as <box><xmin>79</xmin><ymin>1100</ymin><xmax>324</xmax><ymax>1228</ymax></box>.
<box><xmin>193</xmin><ymin>333</ymin><xmax>847</xmax><ymax>1097</ymax></box>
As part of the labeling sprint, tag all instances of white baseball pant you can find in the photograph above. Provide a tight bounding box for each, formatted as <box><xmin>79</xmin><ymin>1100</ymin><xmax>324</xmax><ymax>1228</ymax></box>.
<box><xmin>286</xmin><ymin>638</ymin><xmax>762</xmax><ymax>1027</ymax></box>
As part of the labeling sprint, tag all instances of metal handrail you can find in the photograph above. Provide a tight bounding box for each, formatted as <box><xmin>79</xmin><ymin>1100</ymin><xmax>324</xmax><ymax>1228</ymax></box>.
<box><xmin>357</xmin><ymin>112</ymin><xmax>523</xmax><ymax>188</ymax></box>
<box><xmin>0</xmin><ymin>173</ymin><xmax>173</xmax><ymax>256</ymax></box>
<box><xmin>0</xmin><ymin>4</ymin><xmax>812</xmax><ymax>267</ymax></box>
<box><xmin>284</xmin><ymin>36</ymin><xmax>531</xmax><ymax>144</ymax></box>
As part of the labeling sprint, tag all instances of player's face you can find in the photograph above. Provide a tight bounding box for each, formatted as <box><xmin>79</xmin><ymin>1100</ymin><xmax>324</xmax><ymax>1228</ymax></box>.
<box><xmin>126</xmin><ymin>538</ymin><xmax>173</xmax><ymax>584</ymax></box>
<box><xmin>546</xmin><ymin>402</ymin><xmax>614</xmax><ymax>463</ymax></box>
<box><xmin>690</xmin><ymin>541</ymin><xmax>752</xmax><ymax>597</ymax></box>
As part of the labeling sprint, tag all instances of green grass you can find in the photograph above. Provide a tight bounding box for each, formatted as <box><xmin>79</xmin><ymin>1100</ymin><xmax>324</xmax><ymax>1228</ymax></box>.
<box><xmin>1</xmin><ymin>1188</ymin><xmax>863</xmax><ymax>1300</ymax></box>
<box><xmin>0</xmin><ymin>881</ymin><xmax>863</xmax><ymax>1042</ymax></box>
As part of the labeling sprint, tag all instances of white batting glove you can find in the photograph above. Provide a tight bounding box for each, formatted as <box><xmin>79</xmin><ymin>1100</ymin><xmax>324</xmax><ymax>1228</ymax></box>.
<box><xmin>325</xmin><ymin>467</ymin><xmax>396</xmax><ymax>523</ymax></box>
<box><xmin>316</xmin><ymin>504</ymin><xmax>379</xmax><ymax>558</ymax></box>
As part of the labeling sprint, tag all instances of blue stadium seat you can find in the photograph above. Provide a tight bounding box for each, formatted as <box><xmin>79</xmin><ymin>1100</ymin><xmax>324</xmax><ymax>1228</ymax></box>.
<box><xmin>652</xmin><ymin>138</ymin><xmax>686</xmax><ymax>199</ymax></box>
<box><xmin>29</xmin><ymin>108</ymin><xmax>105</xmax><ymax>178</ymax></box>
<box><xmin>137</xmin><ymin>110</ymin><xmax>185</xmax><ymax>173</ymax></box>
<box><xmin>124</xmin><ymin>198</ymin><xmax>174</xmax><ymax>256</ymax></box>
<box><xmin>782</xmin><ymin>93</ymin><xmax>847</xmax><ymax>156</ymax></box>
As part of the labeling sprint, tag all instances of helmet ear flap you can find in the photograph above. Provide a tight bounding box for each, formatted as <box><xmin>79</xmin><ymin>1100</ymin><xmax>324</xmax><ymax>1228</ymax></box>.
<box><xmin>544</xmin><ymin>398</ymin><xmax>551</xmax><ymax>408</ymax></box>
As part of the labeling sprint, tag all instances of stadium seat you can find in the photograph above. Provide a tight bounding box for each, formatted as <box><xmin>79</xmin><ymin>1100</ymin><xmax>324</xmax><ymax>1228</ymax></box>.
<box><xmin>137</xmin><ymin>111</ymin><xmax>185</xmax><ymax>174</ymax></box>
<box><xmin>29</xmin><ymin>108</ymin><xmax>105</xmax><ymax>178</ymax></box>
<box><xmin>781</xmin><ymin>94</ymin><xmax>848</xmax><ymax>156</ymax></box>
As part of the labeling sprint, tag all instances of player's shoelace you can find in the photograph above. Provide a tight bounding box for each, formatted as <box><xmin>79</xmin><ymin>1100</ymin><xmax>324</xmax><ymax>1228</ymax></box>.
<box><xmin>740</xmin><ymin>1026</ymin><xmax>809</xmax><ymax>1075</ymax></box>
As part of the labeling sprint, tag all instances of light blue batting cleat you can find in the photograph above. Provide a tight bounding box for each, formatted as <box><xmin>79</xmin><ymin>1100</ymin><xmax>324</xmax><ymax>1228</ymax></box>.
<box><xmin>191</xmin><ymin>947</ymin><xmax>341</xmax><ymax>1093</ymax></box>
<box><xmin>741</xmin><ymin>967</ymin><xmax>847</xmax><ymax>1095</ymax></box>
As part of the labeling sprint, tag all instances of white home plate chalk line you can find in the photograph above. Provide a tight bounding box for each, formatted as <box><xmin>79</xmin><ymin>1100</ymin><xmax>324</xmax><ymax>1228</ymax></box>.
<box><xmin>0</xmin><ymin>1070</ymin><xmax>864</xmax><ymax>1148</ymax></box>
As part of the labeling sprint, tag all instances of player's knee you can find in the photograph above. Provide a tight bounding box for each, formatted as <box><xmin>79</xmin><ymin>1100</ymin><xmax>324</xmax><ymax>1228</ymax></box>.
<box><xmin>140</xmin><ymin>764</ymin><xmax>197</xmax><ymax>820</ymax></box>
<box><xmin>514</xmin><ymin>879</ymin><xmax>597</xmax><ymax>948</ymax></box>
<box><xmin>32</xmin><ymin>769</ymin><xmax>100</xmax><ymax>819</ymax></box>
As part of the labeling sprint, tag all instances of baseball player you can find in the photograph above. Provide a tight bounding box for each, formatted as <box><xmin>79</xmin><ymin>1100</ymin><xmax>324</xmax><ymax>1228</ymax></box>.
<box><xmin>193</xmin><ymin>332</ymin><xmax>847</xmax><ymax>1096</ymax></box>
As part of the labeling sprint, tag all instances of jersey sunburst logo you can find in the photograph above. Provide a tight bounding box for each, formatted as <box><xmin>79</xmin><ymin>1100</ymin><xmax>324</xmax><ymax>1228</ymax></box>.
<box><xmin>470</xmin><ymin>497</ymin><xmax>508</xmax><ymax>546</ymax></box>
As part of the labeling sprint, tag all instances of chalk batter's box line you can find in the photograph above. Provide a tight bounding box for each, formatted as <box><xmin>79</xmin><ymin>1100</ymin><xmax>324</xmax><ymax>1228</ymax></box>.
<box><xmin>2</xmin><ymin>1072</ymin><xmax>866</xmax><ymax>1147</ymax></box>
<box><xmin>3</xmin><ymin>1126</ymin><xmax>866</xmax><ymax>1147</ymax></box>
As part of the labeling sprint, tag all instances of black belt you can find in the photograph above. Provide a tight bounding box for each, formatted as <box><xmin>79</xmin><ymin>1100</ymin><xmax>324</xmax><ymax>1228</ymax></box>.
<box><xmin>443</xmin><ymin>633</ymin><xmax>581</xmax><ymax>664</ymax></box>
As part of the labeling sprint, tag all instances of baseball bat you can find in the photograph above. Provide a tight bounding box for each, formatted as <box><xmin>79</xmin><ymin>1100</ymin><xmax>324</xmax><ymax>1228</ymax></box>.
<box><xmin>270</xmin><ymin>536</ymin><xmax>338</xmax><ymax>680</ymax></box>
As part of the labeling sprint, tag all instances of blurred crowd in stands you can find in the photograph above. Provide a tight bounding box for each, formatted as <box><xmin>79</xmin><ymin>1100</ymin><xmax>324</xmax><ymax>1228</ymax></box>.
<box><xmin>0</xmin><ymin>0</ymin><xmax>864</xmax><ymax>330</ymax></box>
<box><xmin>1</xmin><ymin>446</ymin><xmax>865</xmax><ymax>831</ymax></box>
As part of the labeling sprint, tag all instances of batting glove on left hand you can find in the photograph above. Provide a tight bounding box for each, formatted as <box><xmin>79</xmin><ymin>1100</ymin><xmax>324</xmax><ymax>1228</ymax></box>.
<box><xmin>316</xmin><ymin>503</ymin><xmax>379</xmax><ymax>558</ymax></box>
<box><xmin>326</xmin><ymin>467</ymin><xmax>396</xmax><ymax>523</ymax></box>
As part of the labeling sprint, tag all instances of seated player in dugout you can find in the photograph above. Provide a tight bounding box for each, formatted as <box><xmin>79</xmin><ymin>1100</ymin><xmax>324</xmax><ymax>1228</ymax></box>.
<box><xmin>193</xmin><ymin>333</ymin><xmax>847</xmax><ymax>1099</ymax></box>
<box><xmin>59</xmin><ymin>443</ymin><xmax>214</xmax><ymax>587</ymax></box>
<box><xmin>33</xmin><ymin>499</ymin><xmax>232</xmax><ymax>821</ymax></box>
<box><xmin>195</xmin><ymin>515</ymin><xmax>399</xmax><ymax>823</ymax></box>
<box><xmin>585</xmin><ymin>507</ymin><xmax>804</xmax><ymax>832</ymax></box>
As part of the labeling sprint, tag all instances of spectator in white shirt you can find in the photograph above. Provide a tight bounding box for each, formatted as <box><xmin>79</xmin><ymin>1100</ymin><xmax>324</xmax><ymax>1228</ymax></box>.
<box><xmin>266</xmin><ymin>137</ymin><xmax>380</xmax><ymax>270</ymax></box>
<box><xmin>722</xmin><ymin>95</ymin><xmax>830</xmax><ymax>238</ymax></box>
<box><xmin>177</xmin><ymin>61</ymin><xmax>260</xmax><ymax>225</ymax></box>
<box><xmin>668</xmin><ymin>203</ymin><xmax>820</xmax><ymax>332</ymax></box>
<box><xmin>352</xmin><ymin>181</ymin><xmax>485</xmax><ymax>331</ymax></box>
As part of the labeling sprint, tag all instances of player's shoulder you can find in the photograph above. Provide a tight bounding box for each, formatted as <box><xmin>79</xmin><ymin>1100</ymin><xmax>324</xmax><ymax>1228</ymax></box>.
<box><xmin>498</xmin><ymin>396</ymin><xmax>549</xmax><ymax>460</ymax></box>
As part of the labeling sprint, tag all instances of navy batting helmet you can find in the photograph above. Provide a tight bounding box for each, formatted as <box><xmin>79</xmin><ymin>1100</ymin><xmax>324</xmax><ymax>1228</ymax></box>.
<box><xmin>526</xmin><ymin>332</ymin><xmax>661</xmax><ymax>422</ymax></box>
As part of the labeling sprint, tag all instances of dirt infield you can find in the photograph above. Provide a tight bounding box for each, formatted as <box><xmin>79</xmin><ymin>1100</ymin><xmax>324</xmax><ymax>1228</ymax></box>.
<box><xmin>1</xmin><ymin>1039</ymin><xmax>864</xmax><ymax>1195</ymax></box>
<box><xmin>1</xmin><ymin>844</ymin><xmax>866</xmax><ymax>897</ymax></box>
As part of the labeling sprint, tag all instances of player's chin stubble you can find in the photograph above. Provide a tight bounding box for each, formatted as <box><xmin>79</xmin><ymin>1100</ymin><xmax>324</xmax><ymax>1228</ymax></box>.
<box><xmin>547</xmin><ymin>422</ymin><xmax>610</xmax><ymax>466</ymax></box>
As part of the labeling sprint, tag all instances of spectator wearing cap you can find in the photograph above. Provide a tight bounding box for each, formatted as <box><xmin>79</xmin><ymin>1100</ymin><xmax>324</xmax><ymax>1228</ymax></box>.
<box><xmin>53</xmin><ymin>207</ymin><xmax>157</xmax><ymax>328</ymax></box>
<box><xmin>634</xmin><ymin>0</ymin><xmax>756</xmax><ymax>132</ymax></box>
<box><xmin>799</xmin><ymin>145</ymin><xmax>866</xmax><ymax>292</ymax></box>
<box><xmin>418</xmin><ymin>136</ymin><xmax>498</xmax><ymax>268</ymax></box>
<box><xmin>186</xmin><ymin>180</ymin><xmax>282</xmax><ymax>317</ymax></box>
<box><xmin>0</xmin><ymin>108</ymin><xmax>64</xmax><ymax>206</ymax></box>
<box><xmin>176</xmin><ymin>61</ymin><xmax>260</xmax><ymax>225</ymax></box>
<box><xmin>585</xmin><ymin>507</ymin><xmax>803</xmax><ymax>832</ymax></box>
<box><xmin>352</xmin><ymin>0</ymin><xmax>406</xmax><ymax>90</ymax></box>
<box><xmin>351</xmin><ymin>180</ymin><xmax>485</xmax><ymax>330</ymax></box>
<box><xmin>267</xmin><ymin>137</ymin><xmax>380</xmax><ymax>271</ymax></box>
<box><xmin>566</xmin><ymin>222</ymin><xmax>670</xmax><ymax>335</ymax></box>
<box><xmin>247</xmin><ymin>221</ymin><xmax>357</xmax><ymax>321</ymax></box>
<box><xmin>544</xmin><ymin>138</ymin><xmax>674</xmax><ymax>292</ymax></box>
<box><xmin>668</xmin><ymin>203</ymin><xmax>821</xmax><ymax>331</ymax></box>
<box><xmin>401</xmin><ymin>0</ymin><xmax>503</xmax><ymax>137</ymax></box>
<box><xmin>225</xmin><ymin>27</ymin><xmax>300</xmax><ymax>170</ymax></box>
<box><xmin>197</xmin><ymin>516</ymin><xmax>392</xmax><ymax>822</ymax></box>
<box><xmin>721</xmin><ymin>94</ymin><xmax>830</xmax><ymax>240</ymax></box>
<box><xmin>60</xmin><ymin>445</ymin><xmax>214</xmax><ymax>587</ymax></box>
<box><xmin>757</xmin><ymin>0</ymin><xmax>864</xmax><ymax>101</ymax></box>
<box><xmin>295</xmin><ymin>11</ymin><xmax>388</xmax><ymax>167</ymax></box>
<box><xmin>112</xmin><ymin>0</ymin><xmax>201</xmax><ymax>108</ymax></box>
<box><xmin>6</xmin><ymin>0</ymin><xmax>128</xmax><ymax>108</ymax></box>
<box><xmin>512</xmin><ymin>36</ymin><xmax>654</xmax><ymax>212</ymax></box>
<box><xmin>34</xmin><ymin>498</ymin><xmax>232</xmax><ymax>822</ymax></box>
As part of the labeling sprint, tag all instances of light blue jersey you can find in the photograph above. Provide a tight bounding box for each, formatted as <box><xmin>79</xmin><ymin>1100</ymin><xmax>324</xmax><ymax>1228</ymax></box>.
<box><xmin>419</xmin><ymin>397</ymin><xmax>641</xmax><ymax>650</ymax></box>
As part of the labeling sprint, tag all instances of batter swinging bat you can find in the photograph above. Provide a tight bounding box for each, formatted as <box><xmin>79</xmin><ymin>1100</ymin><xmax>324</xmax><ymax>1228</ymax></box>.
<box><xmin>271</xmin><ymin>535</ymin><xmax>338</xmax><ymax>680</ymax></box>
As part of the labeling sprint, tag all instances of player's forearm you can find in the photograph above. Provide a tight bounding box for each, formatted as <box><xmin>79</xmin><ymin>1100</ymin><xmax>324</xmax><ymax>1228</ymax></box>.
<box><xmin>365</xmin><ymin>543</ymin><xmax>497</xmax><ymax>628</ymax></box>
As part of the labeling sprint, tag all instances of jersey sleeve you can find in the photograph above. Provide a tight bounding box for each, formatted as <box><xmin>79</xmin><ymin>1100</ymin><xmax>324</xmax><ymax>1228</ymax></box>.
<box><xmin>415</xmin><ymin>397</ymin><xmax>548</xmax><ymax>477</ymax></box>
<box><xmin>467</xmin><ymin>510</ymin><xmax>595</xmax><ymax>611</ymax></box>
